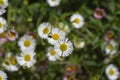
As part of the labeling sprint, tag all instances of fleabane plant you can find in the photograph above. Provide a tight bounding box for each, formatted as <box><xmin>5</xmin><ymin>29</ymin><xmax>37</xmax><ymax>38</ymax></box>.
<box><xmin>54</xmin><ymin>38</ymin><xmax>73</xmax><ymax>57</ymax></box>
<box><xmin>17</xmin><ymin>49</ymin><xmax>36</xmax><ymax>68</ymax></box>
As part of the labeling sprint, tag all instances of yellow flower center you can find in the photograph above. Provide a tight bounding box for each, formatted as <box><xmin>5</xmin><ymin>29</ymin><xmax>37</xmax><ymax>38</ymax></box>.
<box><xmin>10</xmin><ymin>58</ymin><xmax>17</xmax><ymax>65</ymax></box>
<box><xmin>66</xmin><ymin>66</ymin><xmax>72</xmax><ymax>72</ymax></box>
<box><xmin>109</xmin><ymin>68</ymin><xmax>115</xmax><ymax>75</ymax></box>
<box><xmin>0</xmin><ymin>75</ymin><xmax>2</xmax><ymax>80</ymax></box>
<box><xmin>107</xmin><ymin>44</ymin><xmax>114</xmax><ymax>50</ymax></box>
<box><xmin>74</xmin><ymin>18</ymin><xmax>80</xmax><ymax>24</ymax></box>
<box><xmin>60</xmin><ymin>43</ymin><xmax>68</xmax><ymax>51</ymax></box>
<box><xmin>0</xmin><ymin>22</ymin><xmax>3</xmax><ymax>29</ymax></box>
<box><xmin>0</xmin><ymin>0</ymin><xmax>4</xmax><ymax>4</ymax></box>
<box><xmin>24</xmin><ymin>54</ymin><xmax>31</xmax><ymax>61</ymax></box>
<box><xmin>96</xmin><ymin>10</ymin><xmax>103</xmax><ymax>16</ymax></box>
<box><xmin>8</xmin><ymin>32</ymin><xmax>15</xmax><ymax>38</ymax></box>
<box><xmin>50</xmin><ymin>49</ymin><xmax>56</xmax><ymax>56</ymax></box>
<box><xmin>52</xmin><ymin>34</ymin><xmax>59</xmax><ymax>40</ymax></box>
<box><xmin>43</xmin><ymin>27</ymin><xmax>49</xmax><ymax>34</ymax></box>
<box><xmin>107</xmin><ymin>33</ymin><xmax>113</xmax><ymax>39</ymax></box>
<box><xmin>24</xmin><ymin>40</ymin><xmax>31</xmax><ymax>47</ymax></box>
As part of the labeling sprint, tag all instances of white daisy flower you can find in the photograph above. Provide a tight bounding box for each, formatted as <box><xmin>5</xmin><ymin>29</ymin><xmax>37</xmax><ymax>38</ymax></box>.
<box><xmin>54</xmin><ymin>38</ymin><xmax>73</xmax><ymax>57</ymax></box>
<box><xmin>0</xmin><ymin>7</ymin><xmax>6</xmax><ymax>15</ymax></box>
<box><xmin>105</xmin><ymin>40</ymin><xmax>118</xmax><ymax>55</ymax></box>
<box><xmin>0</xmin><ymin>70</ymin><xmax>7</xmax><ymax>80</ymax></box>
<box><xmin>18</xmin><ymin>35</ymin><xmax>36</xmax><ymax>51</ymax></box>
<box><xmin>0</xmin><ymin>0</ymin><xmax>8</xmax><ymax>8</ymax></box>
<box><xmin>47</xmin><ymin>46</ymin><xmax>59</xmax><ymax>61</ymax></box>
<box><xmin>70</xmin><ymin>13</ymin><xmax>84</xmax><ymax>29</ymax></box>
<box><xmin>47</xmin><ymin>0</ymin><xmax>61</xmax><ymax>7</ymax></box>
<box><xmin>105</xmin><ymin>64</ymin><xmax>119</xmax><ymax>80</ymax></box>
<box><xmin>47</xmin><ymin>28</ymin><xmax>65</xmax><ymax>45</ymax></box>
<box><xmin>17</xmin><ymin>49</ymin><xmax>36</xmax><ymax>68</ymax></box>
<box><xmin>0</xmin><ymin>17</ymin><xmax>7</xmax><ymax>34</ymax></box>
<box><xmin>38</xmin><ymin>22</ymin><xmax>51</xmax><ymax>39</ymax></box>
<box><xmin>58</xmin><ymin>23</ymin><xmax>70</xmax><ymax>34</ymax></box>
<box><xmin>2</xmin><ymin>52</ymin><xmax>19</xmax><ymax>72</ymax></box>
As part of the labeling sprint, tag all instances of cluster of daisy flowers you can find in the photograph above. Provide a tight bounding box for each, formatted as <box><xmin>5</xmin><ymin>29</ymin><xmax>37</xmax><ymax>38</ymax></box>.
<box><xmin>37</xmin><ymin>10</ymin><xmax>85</xmax><ymax>62</ymax></box>
<box><xmin>0</xmin><ymin>0</ymin><xmax>118</xmax><ymax>80</ymax></box>
<box><xmin>38</xmin><ymin>22</ymin><xmax>74</xmax><ymax>61</ymax></box>
<box><xmin>17</xmin><ymin>32</ymin><xmax>36</xmax><ymax>68</ymax></box>
<box><xmin>0</xmin><ymin>0</ymin><xmax>9</xmax><ymax>80</ymax></box>
<box><xmin>103</xmin><ymin>31</ymin><xmax>119</xmax><ymax>80</ymax></box>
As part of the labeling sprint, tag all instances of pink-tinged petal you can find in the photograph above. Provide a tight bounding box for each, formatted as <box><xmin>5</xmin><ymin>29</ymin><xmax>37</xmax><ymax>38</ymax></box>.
<box><xmin>0</xmin><ymin>37</ymin><xmax>8</xmax><ymax>43</ymax></box>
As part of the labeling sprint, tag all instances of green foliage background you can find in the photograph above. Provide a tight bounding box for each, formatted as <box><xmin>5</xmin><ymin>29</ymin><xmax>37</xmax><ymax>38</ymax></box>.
<box><xmin>1</xmin><ymin>0</ymin><xmax>120</xmax><ymax>80</ymax></box>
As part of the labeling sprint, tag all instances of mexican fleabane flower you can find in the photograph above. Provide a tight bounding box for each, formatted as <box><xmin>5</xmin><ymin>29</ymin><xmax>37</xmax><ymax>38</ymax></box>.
<box><xmin>38</xmin><ymin>22</ymin><xmax>51</xmax><ymax>39</ymax></box>
<box><xmin>47</xmin><ymin>0</ymin><xmax>61</xmax><ymax>7</ymax></box>
<box><xmin>0</xmin><ymin>0</ymin><xmax>8</xmax><ymax>8</ymax></box>
<box><xmin>104</xmin><ymin>40</ymin><xmax>118</xmax><ymax>55</ymax></box>
<box><xmin>65</xmin><ymin>65</ymin><xmax>76</xmax><ymax>75</ymax></box>
<box><xmin>0</xmin><ymin>17</ymin><xmax>7</xmax><ymax>34</ymax></box>
<box><xmin>54</xmin><ymin>38</ymin><xmax>73</xmax><ymax>57</ymax></box>
<box><xmin>47</xmin><ymin>28</ymin><xmax>65</xmax><ymax>45</ymax></box>
<box><xmin>6</xmin><ymin>29</ymin><xmax>18</xmax><ymax>41</ymax></box>
<box><xmin>70</xmin><ymin>13</ymin><xmax>84</xmax><ymax>29</ymax></box>
<box><xmin>105</xmin><ymin>64</ymin><xmax>119</xmax><ymax>80</ymax></box>
<box><xmin>0</xmin><ymin>70</ymin><xmax>7</xmax><ymax>80</ymax></box>
<box><xmin>47</xmin><ymin>46</ymin><xmax>59</xmax><ymax>61</ymax></box>
<box><xmin>94</xmin><ymin>7</ymin><xmax>106</xmax><ymax>19</ymax></box>
<box><xmin>18</xmin><ymin>35</ymin><xmax>36</xmax><ymax>51</ymax></box>
<box><xmin>104</xmin><ymin>31</ymin><xmax>114</xmax><ymax>42</ymax></box>
<box><xmin>17</xmin><ymin>49</ymin><xmax>36</xmax><ymax>68</ymax></box>
<box><xmin>2</xmin><ymin>52</ymin><xmax>19</xmax><ymax>72</ymax></box>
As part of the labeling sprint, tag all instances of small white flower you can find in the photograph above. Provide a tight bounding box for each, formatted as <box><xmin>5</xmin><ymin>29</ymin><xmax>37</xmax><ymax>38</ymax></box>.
<box><xmin>105</xmin><ymin>40</ymin><xmax>118</xmax><ymax>55</ymax></box>
<box><xmin>0</xmin><ymin>70</ymin><xmax>7</xmax><ymax>80</ymax></box>
<box><xmin>17</xmin><ymin>49</ymin><xmax>36</xmax><ymax>68</ymax></box>
<box><xmin>58</xmin><ymin>23</ymin><xmax>70</xmax><ymax>34</ymax></box>
<box><xmin>0</xmin><ymin>17</ymin><xmax>7</xmax><ymax>34</ymax></box>
<box><xmin>0</xmin><ymin>7</ymin><xmax>6</xmax><ymax>15</ymax></box>
<box><xmin>47</xmin><ymin>0</ymin><xmax>61</xmax><ymax>7</ymax></box>
<box><xmin>18</xmin><ymin>35</ymin><xmax>36</xmax><ymax>51</ymax></box>
<box><xmin>0</xmin><ymin>0</ymin><xmax>8</xmax><ymax>8</ymax></box>
<box><xmin>47</xmin><ymin>46</ymin><xmax>59</xmax><ymax>61</ymax></box>
<box><xmin>2</xmin><ymin>52</ymin><xmax>19</xmax><ymax>72</ymax></box>
<box><xmin>48</xmin><ymin>28</ymin><xmax>65</xmax><ymax>45</ymax></box>
<box><xmin>105</xmin><ymin>64</ymin><xmax>119</xmax><ymax>80</ymax></box>
<box><xmin>38</xmin><ymin>22</ymin><xmax>51</xmax><ymax>39</ymax></box>
<box><xmin>70</xmin><ymin>13</ymin><xmax>84</xmax><ymax>29</ymax></box>
<box><xmin>54</xmin><ymin>38</ymin><xmax>73</xmax><ymax>57</ymax></box>
<box><xmin>74</xmin><ymin>40</ymin><xmax>85</xmax><ymax>49</ymax></box>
